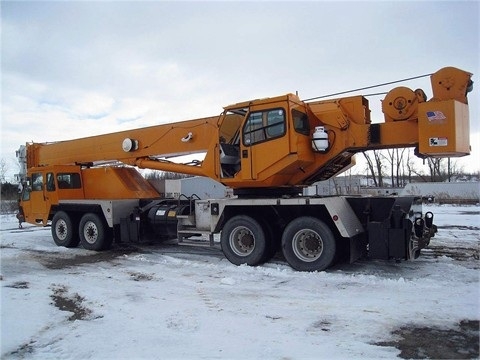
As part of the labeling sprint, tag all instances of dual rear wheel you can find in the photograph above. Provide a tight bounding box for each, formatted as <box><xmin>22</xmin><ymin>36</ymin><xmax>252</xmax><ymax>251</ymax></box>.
<box><xmin>220</xmin><ymin>215</ymin><xmax>336</xmax><ymax>271</ymax></box>
<box><xmin>51</xmin><ymin>211</ymin><xmax>112</xmax><ymax>251</ymax></box>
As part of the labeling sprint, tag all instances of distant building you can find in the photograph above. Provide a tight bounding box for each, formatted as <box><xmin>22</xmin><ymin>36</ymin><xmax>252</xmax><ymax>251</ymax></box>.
<box><xmin>308</xmin><ymin>175</ymin><xmax>479</xmax><ymax>203</ymax></box>
<box><xmin>308</xmin><ymin>175</ymin><xmax>362</xmax><ymax>196</ymax></box>
<box><xmin>400</xmin><ymin>182</ymin><xmax>479</xmax><ymax>204</ymax></box>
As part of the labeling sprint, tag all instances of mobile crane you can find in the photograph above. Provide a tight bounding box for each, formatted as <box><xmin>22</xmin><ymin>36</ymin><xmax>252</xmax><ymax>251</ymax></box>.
<box><xmin>16</xmin><ymin>66</ymin><xmax>473</xmax><ymax>271</ymax></box>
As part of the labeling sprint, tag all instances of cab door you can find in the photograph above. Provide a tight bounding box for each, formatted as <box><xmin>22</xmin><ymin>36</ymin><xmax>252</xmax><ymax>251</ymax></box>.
<box><xmin>240</xmin><ymin>108</ymin><xmax>289</xmax><ymax>181</ymax></box>
<box><xmin>22</xmin><ymin>171</ymin><xmax>50</xmax><ymax>225</ymax></box>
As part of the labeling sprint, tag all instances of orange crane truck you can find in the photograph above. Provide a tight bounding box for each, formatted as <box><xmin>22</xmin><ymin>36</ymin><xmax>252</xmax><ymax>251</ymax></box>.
<box><xmin>16</xmin><ymin>67</ymin><xmax>473</xmax><ymax>271</ymax></box>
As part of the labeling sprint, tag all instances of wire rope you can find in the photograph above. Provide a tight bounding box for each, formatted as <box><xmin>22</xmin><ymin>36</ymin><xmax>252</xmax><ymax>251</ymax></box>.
<box><xmin>303</xmin><ymin>73</ymin><xmax>433</xmax><ymax>102</ymax></box>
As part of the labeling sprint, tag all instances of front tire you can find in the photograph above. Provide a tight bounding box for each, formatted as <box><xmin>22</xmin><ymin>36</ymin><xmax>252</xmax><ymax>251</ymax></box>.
<box><xmin>220</xmin><ymin>215</ymin><xmax>267</xmax><ymax>266</ymax></box>
<box><xmin>281</xmin><ymin>217</ymin><xmax>336</xmax><ymax>272</ymax></box>
<box><xmin>51</xmin><ymin>211</ymin><xmax>80</xmax><ymax>248</ymax></box>
<box><xmin>79</xmin><ymin>213</ymin><xmax>112</xmax><ymax>251</ymax></box>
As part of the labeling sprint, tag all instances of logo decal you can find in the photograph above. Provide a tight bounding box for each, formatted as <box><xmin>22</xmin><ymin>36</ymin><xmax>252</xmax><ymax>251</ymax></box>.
<box><xmin>426</xmin><ymin>111</ymin><xmax>446</xmax><ymax>122</ymax></box>
<box><xmin>429</xmin><ymin>137</ymin><xmax>448</xmax><ymax>146</ymax></box>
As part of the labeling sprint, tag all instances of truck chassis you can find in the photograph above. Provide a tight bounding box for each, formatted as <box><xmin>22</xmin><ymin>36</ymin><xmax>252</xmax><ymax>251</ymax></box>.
<box><xmin>53</xmin><ymin>193</ymin><xmax>435</xmax><ymax>272</ymax></box>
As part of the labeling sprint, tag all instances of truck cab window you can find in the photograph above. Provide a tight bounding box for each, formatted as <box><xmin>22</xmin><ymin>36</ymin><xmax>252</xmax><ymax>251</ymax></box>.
<box><xmin>243</xmin><ymin>108</ymin><xmax>286</xmax><ymax>146</ymax></box>
<box><xmin>22</xmin><ymin>186</ymin><xmax>30</xmax><ymax>201</ymax></box>
<box><xmin>46</xmin><ymin>173</ymin><xmax>56</xmax><ymax>191</ymax></box>
<box><xmin>57</xmin><ymin>173</ymin><xmax>82</xmax><ymax>189</ymax></box>
<box><xmin>32</xmin><ymin>173</ymin><xmax>43</xmax><ymax>191</ymax></box>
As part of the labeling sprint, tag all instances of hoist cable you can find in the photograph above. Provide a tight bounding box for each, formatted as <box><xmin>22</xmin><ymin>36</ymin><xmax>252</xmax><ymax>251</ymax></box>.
<box><xmin>303</xmin><ymin>73</ymin><xmax>433</xmax><ymax>102</ymax></box>
<box><xmin>363</xmin><ymin>91</ymin><xmax>388</xmax><ymax>97</ymax></box>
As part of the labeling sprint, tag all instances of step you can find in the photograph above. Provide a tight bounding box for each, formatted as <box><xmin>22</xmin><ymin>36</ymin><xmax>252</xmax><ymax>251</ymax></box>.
<box><xmin>177</xmin><ymin>214</ymin><xmax>195</xmax><ymax>226</ymax></box>
<box><xmin>177</xmin><ymin>229</ymin><xmax>214</xmax><ymax>246</ymax></box>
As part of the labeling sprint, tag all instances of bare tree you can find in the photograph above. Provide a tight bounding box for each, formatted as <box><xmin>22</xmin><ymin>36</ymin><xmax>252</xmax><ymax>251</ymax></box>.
<box><xmin>427</xmin><ymin>158</ymin><xmax>445</xmax><ymax>182</ymax></box>
<box><xmin>0</xmin><ymin>158</ymin><xmax>8</xmax><ymax>183</ymax></box>
<box><xmin>363</xmin><ymin>152</ymin><xmax>377</xmax><ymax>187</ymax></box>
<box><xmin>411</xmin><ymin>153</ymin><xmax>471</xmax><ymax>183</ymax></box>
<box><xmin>447</xmin><ymin>158</ymin><xmax>464</xmax><ymax>181</ymax></box>
<box><xmin>395</xmin><ymin>148</ymin><xmax>406</xmax><ymax>187</ymax></box>
<box><xmin>363</xmin><ymin>150</ymin><xmax>384</xmax><ymax>187</ymax></box>
<box><xmin>382</xmin><ymin>149</ymin><xmax>395</xmax><ymax>187</ymax></box>
<box><xmin>380</xmin><ymin>148</ymin><xmax>408</xmax><ymax>187</ymax></box>
<box><xmin>145</xmin><ymin>170</ymin><xmax>192</xmax><ymax>180</ymax></box>
<box><xmin>403</xmin><ymin>149</ymin><xmax>415</xmax><ymax>184</ymax></box>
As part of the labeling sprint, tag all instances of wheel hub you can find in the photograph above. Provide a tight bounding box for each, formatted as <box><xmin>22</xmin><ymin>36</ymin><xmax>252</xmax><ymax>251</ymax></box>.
<box><xmin>303</xmin><ymin>235</ymin><xmax>320</xmax><ymax>252</ymax></box>
<box><xmin>230</xmin><ymin>227</ymin><xmax>255</xmax><ymax>256</ymax></box>
<box><xmin>56</xmin><ymin>220</ymin><xmax>67</xmax><ymax>240</ymax></box>
<box><xmin>293</xmin><ymin>230</ymin><xmax>323</xmax><ymax>262</ymax></box>
<box><xmin>239</xmin><ymin>232</ymin><xmax>254</xmax><ymax>248</ymax></box>
<box><xmin>84</xmin><ymin>221</ymin><xmax>98</xmax><ymax>244</ymax></box>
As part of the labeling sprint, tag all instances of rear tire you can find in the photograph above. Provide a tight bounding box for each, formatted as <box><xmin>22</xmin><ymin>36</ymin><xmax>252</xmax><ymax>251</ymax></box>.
<box><xmin>51</xmin><ymin>211</ymin><xmax>80</xmax><ymax>248</ymax></box>
<box><xmin>220</xmin><ymin>215</ymin><xmax>267</xmax><ymax>266</ymax></box>
<box><xmin>79</xmin><ymin>213</ymin><xmax>112</xmax><ymax>251</ymax></box>
<box><xmin>281</xmin><ymin>217</ymin><xmax>336</xmax><ymax>272</ymax></box>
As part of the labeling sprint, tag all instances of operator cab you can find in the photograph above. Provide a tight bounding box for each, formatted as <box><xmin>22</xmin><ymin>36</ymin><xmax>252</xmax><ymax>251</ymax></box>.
<box><xmin>217</xmin><ymin>94</ymin><xmax>316</xmax><ymax>190</ymax></box>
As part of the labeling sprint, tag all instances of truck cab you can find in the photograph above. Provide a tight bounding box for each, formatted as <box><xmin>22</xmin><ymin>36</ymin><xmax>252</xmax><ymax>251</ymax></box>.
<box><xmin>20</xmin><ymin>165</ymin><xmax>84</xmax><ymax>225</ymax></box>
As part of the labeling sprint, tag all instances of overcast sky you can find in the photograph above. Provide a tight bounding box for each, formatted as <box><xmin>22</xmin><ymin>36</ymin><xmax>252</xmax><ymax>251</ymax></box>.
<box><xmin>1</xmin><ymin>1</ymin><xmax>479</xmax><ymax>181</ymax></box>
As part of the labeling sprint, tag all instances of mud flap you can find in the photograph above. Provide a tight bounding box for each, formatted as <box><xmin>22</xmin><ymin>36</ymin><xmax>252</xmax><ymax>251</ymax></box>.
<box><xmin>119</xmin><ymin>217</ymin><xmax>140</xmax><ymax>243</ymax></box>
<box><xmin>348</xmin><ymin>233</ymin><xmax>368</xmax><ymax>263</ymax></box>
<box><xmin>388</xmin><ymin>227</ymin><xmax>408</xmax><ymax>259</ymax></box>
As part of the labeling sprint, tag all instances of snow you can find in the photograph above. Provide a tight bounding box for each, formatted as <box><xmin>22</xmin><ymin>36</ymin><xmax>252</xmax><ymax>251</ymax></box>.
<box><xmin>1</xmin><ymin>204</ymin><xmax>479</xmax><ymax>359</ymax></box>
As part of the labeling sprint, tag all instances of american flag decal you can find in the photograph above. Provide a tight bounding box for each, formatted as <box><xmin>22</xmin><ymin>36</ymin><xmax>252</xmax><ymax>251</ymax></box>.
<box><xmin>426</xmin><ymin>111</ymin><xmax>446</xmax><ymax>121</ymax></box>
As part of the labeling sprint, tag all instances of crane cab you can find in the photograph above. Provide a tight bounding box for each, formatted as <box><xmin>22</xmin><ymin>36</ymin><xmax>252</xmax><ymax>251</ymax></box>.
<box><xmin>217</xmin><ymin>94</ymin><xmax>317</xmax><ymax>190</ymax></box>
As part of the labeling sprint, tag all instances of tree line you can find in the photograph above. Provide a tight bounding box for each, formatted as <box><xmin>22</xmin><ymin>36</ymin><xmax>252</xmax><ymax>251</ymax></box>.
<box><xmin>362</xmin><ymin>148</ymin><xmax>477</xmax><ymax>187</ymax></box>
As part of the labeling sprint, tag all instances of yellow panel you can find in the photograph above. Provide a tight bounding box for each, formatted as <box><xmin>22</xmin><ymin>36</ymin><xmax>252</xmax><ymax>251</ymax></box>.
<box><xmin>82</xmin><ymin>167</ymin><xmax>160</xmax><ymax>199</ymax></box>
<box><xmin>418</xmin><ymin>100</ymin><xmax>470</xmax><ymax>157</ymax></box>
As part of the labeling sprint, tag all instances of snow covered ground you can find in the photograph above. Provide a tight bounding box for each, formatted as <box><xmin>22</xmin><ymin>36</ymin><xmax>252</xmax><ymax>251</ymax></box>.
<box><xmin>1</xmin><ymin>204</ymin><xmax>479</xmax><ymax>359</ymax></box>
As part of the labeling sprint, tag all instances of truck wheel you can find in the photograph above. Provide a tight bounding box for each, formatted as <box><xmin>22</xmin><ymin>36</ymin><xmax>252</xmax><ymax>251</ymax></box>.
<box><xmin>281</xmin><ymin>217</ymin><xmax>336</xmax><ymax>272</ymax></box>
<box><xmin>220</xmin><ymin>215</ymin><xmax>267</xmax><ymax>266</ymax></box>
<box><xmin>51</xmin><ymin>211</ymin><xmax>80</xmax><ymax>248</ymax></box>
<box><xmin>79</xmin><ymin>213</ymin><xmax>111</xmax><ymax>251</ymax></box>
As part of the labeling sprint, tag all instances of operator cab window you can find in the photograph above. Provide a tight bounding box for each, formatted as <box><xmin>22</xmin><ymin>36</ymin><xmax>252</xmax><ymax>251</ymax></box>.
<box><xmin>292</xmin><ymin>109</ymin><xmax>310</xmax><ymax>135</ymax></box>
<box><xmin>243</xmin><ymin>108</ymin><xmax>286</xmax><ymax>146</ymax></box>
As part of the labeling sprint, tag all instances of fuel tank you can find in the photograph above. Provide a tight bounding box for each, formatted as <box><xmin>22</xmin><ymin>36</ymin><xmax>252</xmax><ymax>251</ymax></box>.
<box><xmin>146</xmin><ymin>201</ymin><xmax>192</xmax><ymax>239</ymax></box>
